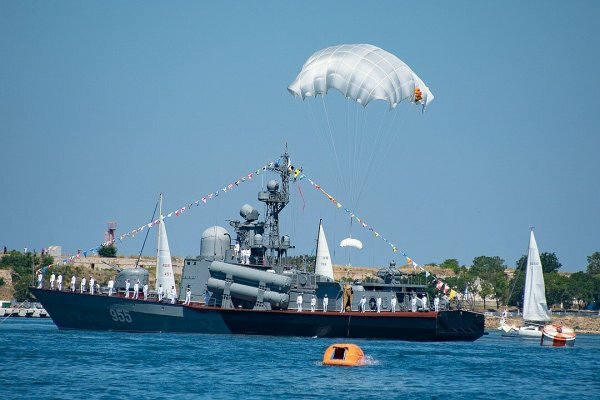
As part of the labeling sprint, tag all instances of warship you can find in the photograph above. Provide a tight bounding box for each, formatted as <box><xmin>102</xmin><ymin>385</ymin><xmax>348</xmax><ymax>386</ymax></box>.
<box><xmin>31</xmin><ymin>149</ymin><xmax>484</xmax><ymax>341</ymax></box>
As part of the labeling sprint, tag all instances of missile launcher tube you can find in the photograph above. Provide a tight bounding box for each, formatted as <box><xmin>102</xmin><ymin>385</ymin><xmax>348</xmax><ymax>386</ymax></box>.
<box><xmin>206</xmin><ymin>277</ymin><xmax>289</xmax><ymax>306</ymax></box>
<box><xmin>209</xmin><ymin>261</ymin><xmax>291</xmax><ymax>290</ymax></box>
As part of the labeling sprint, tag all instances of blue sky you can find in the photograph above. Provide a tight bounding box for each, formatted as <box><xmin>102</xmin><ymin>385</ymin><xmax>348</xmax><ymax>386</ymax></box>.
<box><xmin>1</xmin><ymin>1</ymin><xmax>598</xmax><ymax>272</ymax></box>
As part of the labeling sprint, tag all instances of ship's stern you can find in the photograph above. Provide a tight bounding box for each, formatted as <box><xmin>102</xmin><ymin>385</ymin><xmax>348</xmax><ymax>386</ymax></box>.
<box><xmin>435</xmin><ymin>310</ymin><xmax>485</xmax><ymax>341</ymax></box>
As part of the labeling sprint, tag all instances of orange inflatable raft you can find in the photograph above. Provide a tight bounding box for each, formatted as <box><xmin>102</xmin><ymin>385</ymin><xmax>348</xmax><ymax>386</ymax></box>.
<box><xmin>541</xmin><ymin>324</ymin><xmax>576</xmax><ymax>347</ymax></box>
<box><xmin>323</xmin><ymin>344</ymin><xmax>364</xmax><ymax>366</ymax></box>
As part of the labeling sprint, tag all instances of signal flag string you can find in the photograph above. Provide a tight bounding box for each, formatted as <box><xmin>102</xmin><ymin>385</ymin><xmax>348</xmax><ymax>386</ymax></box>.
<box><xmin>42</xmin><ymin>160</ymin><xmax>277</xmax><ymax>268</ymax></box>
<box><xmin>296</xmin><ymin>171</ymin><xmax>460</xmax><ymax>299</ymax></box>
<box><xmin>39</xmin><ymin>158</ymin><xmax>460</xmax><ymax>299</ymax></box>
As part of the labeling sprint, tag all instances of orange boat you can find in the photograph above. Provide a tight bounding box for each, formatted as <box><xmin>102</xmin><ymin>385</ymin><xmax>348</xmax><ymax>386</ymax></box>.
<box><xmin>323</xmin><ymin>343</ymin><xmax>364</xmax><ymax>366</ymax></box>
<box><xmin>540</xmin><ymin>324</ymin><xmax>576</xmax><ymax>347</ymax></box>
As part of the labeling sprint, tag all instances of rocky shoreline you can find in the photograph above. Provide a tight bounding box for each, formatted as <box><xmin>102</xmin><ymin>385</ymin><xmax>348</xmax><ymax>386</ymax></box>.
<box><xmin>485</xmin><ymin>315</ymin><xmax>600</xmax><ymax>334</ymax></box>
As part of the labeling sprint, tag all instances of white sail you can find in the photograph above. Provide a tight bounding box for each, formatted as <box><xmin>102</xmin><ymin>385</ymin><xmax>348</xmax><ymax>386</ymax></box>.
<box><xmin>315</xmin><ymin>223</ymin><xmax>334</xmax><ymax>280</ymax></box>
<box><xmin>156</xmin><ymin>195</ymin><xmax>176</xmax><ymax>292</ymax></box>
<box><xmin>522</xmin><ymin>230</ymin><xmax>551</xmax><ymax>322</ymax></box>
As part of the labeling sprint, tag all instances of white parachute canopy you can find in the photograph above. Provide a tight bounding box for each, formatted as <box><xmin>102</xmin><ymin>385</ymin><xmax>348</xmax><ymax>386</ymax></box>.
<box><xmin>340</xmin><ymin>237</ymin><xmax>363</xmax><ymax>250</ymax></box>
<box><xmin>288</xmin><ymin>44</ymin><xmax>434</xmax><ymax>109</ymax></box>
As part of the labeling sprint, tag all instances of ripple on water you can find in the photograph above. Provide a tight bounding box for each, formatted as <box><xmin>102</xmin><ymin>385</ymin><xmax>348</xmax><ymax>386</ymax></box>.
<box><xmin>1</xmin><ymin>320</ymin><xmax>599</xmax><ymax>399</ymax></box>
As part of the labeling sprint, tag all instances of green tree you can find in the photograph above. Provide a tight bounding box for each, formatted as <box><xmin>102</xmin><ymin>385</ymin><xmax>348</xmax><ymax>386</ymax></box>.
<box><xmin>544</xmin><ymin>272</ymin><xmax>570</xmax><ymax>309</ymax></box>
<box><xmin>592</xmin><ymin>275</ymin><xmax>600</xmax><ymax>307</ymax></box>
<box><xmin>439</xmin><ymin>259</ymin><xmax>462</xmax><ymax>274</ymax></box>
<box><xmin>586</xmin><ymin>252</ymin><xmax>600</xmax><ymax>275</ymax></box>
<box><xmin>0</xmin><ymin>251</ymin><xmax>54</xmax><ymax>301</ymax></box>
<box><xmin>567</xmin><ymin>271</ymin><xmax>595</xmax><ymax>309</ymax></box>
<box><xmin>287</xmin><ymin>254</ymin><xmax>316</xmax><ymax>271</ymax></box>
<box><xmin>540</xmin><ymin>252</ymin><xmax>562</xmax><ymax>273</ymax></box>
<box><xmin>478</xmin><ymin>281</ymin><xmax>494</xmax><ymax>310</ymax></box>
<box><xmin>98</xmin><ymin>244</ymin><xmax>117</xmax><ymax>258</ymax></box>
<box><xmin>469</xmin><ymin>256</ymin><xmax>508</xmax><ymax>309</ymax></box>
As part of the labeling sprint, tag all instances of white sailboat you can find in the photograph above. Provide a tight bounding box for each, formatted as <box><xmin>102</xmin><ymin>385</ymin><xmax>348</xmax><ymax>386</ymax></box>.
<box><xmin>501</xmin><ymin>229</ymin><xmax>551</xmax><ymax>338</ymax></box>
<box><xmin>315</xmin><ymin>220</ymin><xmax>334</xmax><ymax>281</ymax></box>
<box><xmin>156</xmin><ymin>194</ymin><xmax>176</xmax><ymax>294</ymax></box>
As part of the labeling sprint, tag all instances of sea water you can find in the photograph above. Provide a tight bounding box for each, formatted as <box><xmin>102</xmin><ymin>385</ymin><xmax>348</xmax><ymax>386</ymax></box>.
<box><xmin>1</xmin><ymin>319</ymin><xmax>599</xmax><ymax>399</ymax></box>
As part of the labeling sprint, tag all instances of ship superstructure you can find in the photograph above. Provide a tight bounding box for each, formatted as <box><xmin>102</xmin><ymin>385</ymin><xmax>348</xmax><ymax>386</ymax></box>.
<box><xmin>30</xmin><ymin>149</ymin><xmax>484</xmax><ymax>341</ymax></box>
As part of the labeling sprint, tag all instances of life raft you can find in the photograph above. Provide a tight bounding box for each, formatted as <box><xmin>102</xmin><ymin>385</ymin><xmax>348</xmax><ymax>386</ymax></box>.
<box><xmin>323</xmin><ymin>343</ymin><xmax>364</xmax><ymax>366</ymax></box>
<box><xmin>540</xmin><ymin>324</ymin><xmax>576</xmax><ymax>347</ymax></box>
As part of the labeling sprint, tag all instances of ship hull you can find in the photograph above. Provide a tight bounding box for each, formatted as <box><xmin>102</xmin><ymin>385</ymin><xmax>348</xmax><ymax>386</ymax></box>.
<box><xmin>30</xmin><ymin>288</ymin><xmax>484</xmax><ymax>341</ymax></box>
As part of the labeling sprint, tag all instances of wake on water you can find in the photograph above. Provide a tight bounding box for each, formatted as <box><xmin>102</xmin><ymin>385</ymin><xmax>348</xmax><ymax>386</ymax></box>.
<box><xmin>313</xmin><ymin>355</ymin><xmax>379</xmax><ymax>367</ymax></box>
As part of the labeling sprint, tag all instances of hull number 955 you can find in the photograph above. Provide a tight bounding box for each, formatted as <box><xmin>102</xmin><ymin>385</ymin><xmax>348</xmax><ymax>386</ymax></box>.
<box><xmin>110</xmin><ymin>308</ymin><xmax>132</xmax><ymax>323</ymax></box>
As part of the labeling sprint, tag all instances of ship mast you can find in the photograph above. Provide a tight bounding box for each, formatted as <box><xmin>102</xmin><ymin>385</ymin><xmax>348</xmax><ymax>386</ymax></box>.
<box><xmin>259</xmin><ymin>145</ymin><xmax>293</xmax><ymax>267</ymax></box>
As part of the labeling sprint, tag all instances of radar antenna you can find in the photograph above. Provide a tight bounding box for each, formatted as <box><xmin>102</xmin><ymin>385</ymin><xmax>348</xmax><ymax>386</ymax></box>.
<box><xmin>259</xmin><ymin>145</ymin><xmax>295</xmax><ymax>266</ymax></box>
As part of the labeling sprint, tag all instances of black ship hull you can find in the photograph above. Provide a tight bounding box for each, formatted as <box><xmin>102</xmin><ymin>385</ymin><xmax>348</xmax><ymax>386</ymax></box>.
<box><xmin>30</xmin><ymin>288</ymin><xmax>484</xmax><ymax>341</ymax></box>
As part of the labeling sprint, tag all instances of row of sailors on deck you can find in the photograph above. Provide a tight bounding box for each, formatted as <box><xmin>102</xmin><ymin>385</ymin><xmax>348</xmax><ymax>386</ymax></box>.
<box><xmin>234</xmin><ymin>243</ymin><xmax>252</xmax><ymax>265</ymax></box>
<box><xmin>295</xmin><ymin>293</ymin><xmax>442</xmax><ymax>312</ymax></box>
<box><xmin>37</xmin><ymin>272</ymin><xmax>193</xmax><ymax>305</ymax></box>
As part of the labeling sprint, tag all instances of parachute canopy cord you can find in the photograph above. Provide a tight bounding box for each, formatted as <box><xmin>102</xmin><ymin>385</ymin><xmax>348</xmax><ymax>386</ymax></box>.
<box><xmin>320</xmin><ymin>95</ymin><xmax>348</xmax><ymax>199</ymax></box>
<box><xmin>351</xmin><ymin>103</ymin><xmax>368</xmax><ymax>209</ymax></box>
<box><xmin>375</xmin><ymin>107</ymin><xmax>408</xmax><ymax>171</ymax></box>
<box><xmin>346</xmin><ymin>98</ymin><xmax>351</xmax><ymax>200</ymax></box>
<box><xmin>354</xmin><ymin>106</ymin><xmax>401</xmax><ymax>209</ymax></box>
<box><xmin>306</xmin><ymin>98</ymin><xmax>338</xmax><ymax>186</ymax></box>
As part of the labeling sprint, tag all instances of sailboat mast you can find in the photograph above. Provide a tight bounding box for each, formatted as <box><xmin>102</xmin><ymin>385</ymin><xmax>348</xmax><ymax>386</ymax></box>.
<box><xmin>158</xmin><ymin>193</ymin><xmax>163</xmax><ymax>255</ymax></box>
<box><xmin>157</xmin><ymin>193</ymin><xmax>162</xmax><ymax>283</ymax></box>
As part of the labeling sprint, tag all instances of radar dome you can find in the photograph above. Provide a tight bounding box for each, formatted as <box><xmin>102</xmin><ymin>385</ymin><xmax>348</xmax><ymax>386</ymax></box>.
<box><xmin>200</xmin><ymin>226</ymin><xmax>231</xmax><ymax>260</ymax></box>
<box><xmin>240</xmin><ymin>204</ymin><xmax>259</xmax><ymax>221</ymax></box>
<box><xmin>267</xmin><ymin>180</ymin><xmax>279</xmax><ymax>192</ymax></box>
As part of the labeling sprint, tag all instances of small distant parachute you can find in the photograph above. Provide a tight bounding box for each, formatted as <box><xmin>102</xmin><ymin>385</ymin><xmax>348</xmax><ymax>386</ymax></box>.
<box><xmin>288</xmin><ymin>43</ymin><xmax>433</xmax><ymax>110</ymax></box>
<box><xmin>340</xmin><ymin>237</ymin><xmax>363</xmax><ymax>250</ymax></box>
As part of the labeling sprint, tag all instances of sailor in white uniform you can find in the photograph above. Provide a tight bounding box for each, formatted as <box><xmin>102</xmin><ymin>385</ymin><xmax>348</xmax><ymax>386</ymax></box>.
<box><xmin>296</xmin><ymin>294</ymin><xmax>303</xmax><ymax>312</ymax></box>
<box><xmin>125</xmin><ymin>279</ymin><xmax>130</xmax><ymax>298</ymax></box>
<box><xmin>376</xmin><ymin>296</ymin><xmax>382</xmax><ymax>313</ymax></box>
<box><xmin>37</xmin><ymin>271</ymin><xmax>43</xmax><ymax>289</ymax></box>
<box><xmin>50</xmin><ymin>273</ymin><xmax>56</xmax><ymax>290</ymax></box>
<box><xmin>322</xmin><ymin>294</ymin><xmax>328</xmax><ymax>312</ymax></box>
<box><xmin>170</xmin><ymin>286</ymin><xmax>177</xmax><ymax>304</ymax></box>
<box><xmin>80</xmin><ymin>277</ymin><xmax>87</xmax><ymax>293</ymax></box>
<box><xmin>133</xmin><ymin>280</ymin><xmax>140</xmax><ymax>299</ymax></box>
<box><xmin>184</xmin><ymin>286</ymin><xmax>191</xmax><ymax>305</ymax></box>
<box><xmin>158</xmin><ymin>284</ymin><xmax>164</xmax><ymax>301</ymax></box>
<box><xmin>143</xmin><ymin>283</ymin><xmax>149</xmax><ymax>300</ymax></box>
<box><xmin>359</xmin><ymin>295</ymin><xmax>367</xmax><ymax>313</ymax></box>
<box><xmin>71</xmin><ymin>275</ymin><xmax>76</xmax><ymax>292</ymax></box>
<box><xmin>434</xmin><ymin>295</ymin><xmax>440</xmax><ymax>312</ymax></box>
<box><xmin>310</xmin><ymin>295</ymin><xmax>316</xmax><ymax>312</ymax></box>
<box><xmin>390</xmin><ymin>296</ymin><xmax>397</xmax><ymax>312</ymax></box>
<box><xmin>89</xmin><ymin>277</ymin><xmax>95</xmax><ymax>295</ymax></box>
<box><xmin>108</xmin><ymin>279</ymin><xmax>114</xmax><ymax>296</ymax></box>
<box><xmin>411</xmin><ymin>293</ymin><xmax>417</xmax><ymax>312</ymax></box>
<box><xmin>421</xmin><ymin>294</ymin><xmax>429</xmax><ymax>311</ymax></box>
<box><xmin>57</xmin><ymin>274</ymin><xmax>63</xmax><ymax>291</ymax></box>
<box><xmin>234</xmin><ymin>242</ymin><xmax>240</xmax><ymax>260</ymax></box>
